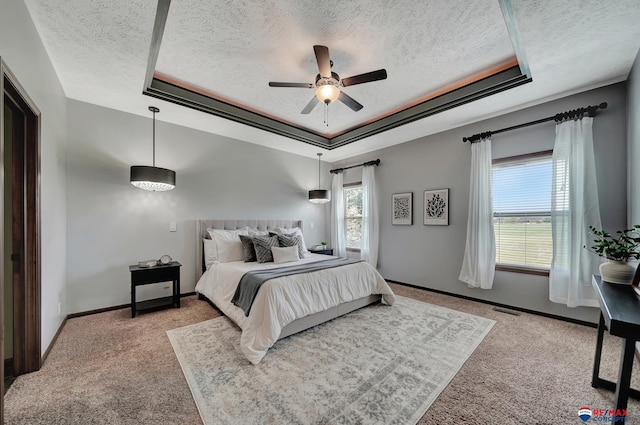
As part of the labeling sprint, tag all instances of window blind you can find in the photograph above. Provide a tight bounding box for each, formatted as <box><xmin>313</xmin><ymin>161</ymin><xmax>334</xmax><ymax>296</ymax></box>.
<box><xmin>492</xmin><ymin>154</ymin><xmax>553</xmax><ymax>269</ymax></box>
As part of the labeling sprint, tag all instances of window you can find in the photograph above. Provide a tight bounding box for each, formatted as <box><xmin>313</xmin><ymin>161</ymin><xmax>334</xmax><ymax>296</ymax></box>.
<box><xmin>344</xmin><ymin>184</ymin><xmax>363</xmax><ymax>250</ymax></box>
<box><xmin>492</xmin><ymin>151</ymin><xmax>553</xmax><ymax>271</ymax></box>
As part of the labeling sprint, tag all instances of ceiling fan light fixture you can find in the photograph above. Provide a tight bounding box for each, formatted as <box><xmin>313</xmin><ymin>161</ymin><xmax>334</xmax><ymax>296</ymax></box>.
<box><xmin>315</xmin><ymin>84</ymin><xmax>340</xmax><ymax>104</ymax></box>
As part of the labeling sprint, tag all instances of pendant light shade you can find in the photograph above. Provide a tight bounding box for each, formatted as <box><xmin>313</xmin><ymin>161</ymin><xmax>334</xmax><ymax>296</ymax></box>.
<box><xmin>309</xmin><ymin>153</ymin><xmax>330</xmax><ymax>204</ymax></box>
<box><xmin>130</xmin><ymin>106</ymin><xmax>176</xmax><ymax>191</ymax></box>
<box><xmin>309</xmin><ymin>189</ymin><xmax>331</xmax><ymax>203</ymax></box>
<box><xmin>130</xmin><ymin>166</ymin><xmax>175</xmax><ymax>191</ymax></box>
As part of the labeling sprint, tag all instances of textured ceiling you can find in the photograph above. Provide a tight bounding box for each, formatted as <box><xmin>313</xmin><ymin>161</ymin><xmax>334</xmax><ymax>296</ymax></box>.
<box><xmin>22</xmin><ymin>0</ymin><xmax>640</xmax><ymax>161</ymax></box>
<box><xmin>156</xmin><ymin>0</ymin><xmax>515</xmax><ymax>135</ymax></box>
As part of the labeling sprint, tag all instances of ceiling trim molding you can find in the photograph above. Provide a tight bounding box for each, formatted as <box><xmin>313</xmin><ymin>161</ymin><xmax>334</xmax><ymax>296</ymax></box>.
<box><xmin>142</xmin><ymin>1</ymin><xmax>532</xmax><ymax>149</ymax></box>
<box><xmin>143</xmin><ymin>0</ymin><xmax>172</xmax><ymax>91</ymax></box>
<box><xmin>328</xmin><ymin>66</ymin><xmax>531</xmax><ymax>148</ymax></box>
<box><xmin>145</xmin><ymin>78</ymin><xmax>331</xmax><ymax>148</ymax></box>
<box><xmin>498</xmin><ymin>0</ymin><xmax>531</xmax><ymax>78</ymax></box>
<box><xmin>144</xmin><ymin>67</ymin><xmax>531</xmax><ymax>149</ymax></box>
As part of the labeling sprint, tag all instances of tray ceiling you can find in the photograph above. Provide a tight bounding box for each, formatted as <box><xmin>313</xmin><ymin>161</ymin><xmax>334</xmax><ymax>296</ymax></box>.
<box><xmin>145</xmin><ymin>0</ymin><xmax>529</xmax><ymax>148</ymax></box>
<box><xmin>22</xmin><ymin>0</ymin><xmax>640</xmax><ymax>160</ymax></box>
<box><xmin>154</xmin><ymin>0</ymin><xmax>518</xmax><ymax>138</ymax></box>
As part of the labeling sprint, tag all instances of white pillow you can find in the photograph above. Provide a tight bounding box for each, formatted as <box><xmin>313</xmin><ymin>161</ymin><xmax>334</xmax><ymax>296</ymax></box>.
<box><xmin>216</xmin><ymin>238</ymin><xmax>245</xmax><ymax>263</ymax></box>
<box><xmin>203</xmin><ymin>238</ymin><xmax>217</xmax><ymax>270</ymax></box>
<box><xmin>206</xmin><ymin>227</ymin><xmax>249</xmax><ymax>261</ymax></box>
<box><xmin>271</xmin><ymin>245</ymin><xmax>300</xmax><ymax>264</ymax></box>
<box><xmin>275</xmin><ymin>227</ymin><xmax>309</xmax><ymax>255</ymax></box>
<box><xmin>207</xmin><ymin>227</ymin><xmax>249</xmax><ymax>241</ymax></box>
<box><xmin>247</xmin><ymin>227</ymin><xmax>269</xmax><ymax>236</ymax></box>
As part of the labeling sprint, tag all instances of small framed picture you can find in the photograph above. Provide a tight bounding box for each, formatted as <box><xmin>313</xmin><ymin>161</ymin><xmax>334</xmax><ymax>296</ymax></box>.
<box><xmin>392</xmin><ymin>192</ymin><xmax>413</xmax><ymax>225</ymax></box>
<box><xmin>424</xmin><ymin>189</ymin><xmax>449</xmax><ymax>226</ymax></box>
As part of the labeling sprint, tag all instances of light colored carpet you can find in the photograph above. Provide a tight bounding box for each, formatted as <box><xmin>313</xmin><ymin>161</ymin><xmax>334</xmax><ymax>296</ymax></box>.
<box><xmin>167</xmin><ymin>296</ymin><xmax>495</xmax><ymax>425</ymax></box>
<box><xmin>4</xmin><ymin>284</ymin><xmax>640</xmax><ymax>424</ymax></box>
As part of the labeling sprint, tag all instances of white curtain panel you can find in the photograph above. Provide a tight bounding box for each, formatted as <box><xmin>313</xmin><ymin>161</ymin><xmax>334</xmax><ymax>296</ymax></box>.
<box><xmin>361</xmin><ymin>165</ymin><xmax>379</xmax><ymax>267</ymax></box>
<box><xmin>549</xmin><ymin>117</ymin><xmax>603</xmax><ymax>308</ymax></box>
<box><xmin>459</xmin><ymin>137</ymin><xmax>496</xmax><ymax>289</ymax></box>
<box><xmin>331</xmin><ymin>172</ymin><xmax>347</xmax><ymax>257</ymax></box>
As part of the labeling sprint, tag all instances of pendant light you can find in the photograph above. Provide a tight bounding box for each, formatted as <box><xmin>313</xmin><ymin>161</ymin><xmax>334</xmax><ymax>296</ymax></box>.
<box><xmin>130</xmin><ymin>106</ymin><xmax>176</xmax><ymax>191</ymax></box>
<box><xmin>308</xmin><ymin>153</ymin><xmax>330</xmax><ymax>203</ymax></box>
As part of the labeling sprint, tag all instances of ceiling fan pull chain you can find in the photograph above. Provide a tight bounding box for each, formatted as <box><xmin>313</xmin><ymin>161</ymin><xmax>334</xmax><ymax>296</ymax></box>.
<box><xmin>324</xmin><ymin>103</ymin><xmax>329</xmax><ymax>127</ymax></box>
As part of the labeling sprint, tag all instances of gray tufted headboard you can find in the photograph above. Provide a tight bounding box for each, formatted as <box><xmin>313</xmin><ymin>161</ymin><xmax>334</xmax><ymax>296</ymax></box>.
<box><xmin>195</xmin><ymin>219</ymin><xmax>303</xmax><ymax>282</ymax></box>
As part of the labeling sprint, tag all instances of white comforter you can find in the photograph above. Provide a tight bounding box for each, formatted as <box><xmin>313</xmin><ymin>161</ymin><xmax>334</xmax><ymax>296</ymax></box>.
<box><xmin>195</xmin><ymin>254</ymin><xmax>395</xmax><ymax>364</ymax></box>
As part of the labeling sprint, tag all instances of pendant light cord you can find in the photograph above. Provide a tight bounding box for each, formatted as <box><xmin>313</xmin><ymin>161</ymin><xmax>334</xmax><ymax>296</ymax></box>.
<box><xmin>317</xmin><ymin>152</ymin><xmax>322</xmax><ymax>189</ymax></box>
<box><xmin>318</xmin><ymin>155</ymin><xmax>320</xmax><ymax>189</ymax></box>
<box><xmin>152</xmin><ymin>108</ymin><xmax>156</xmax><ymax>167</ymax></box>
<box><xmin>149</xmin><ymin>106</ymin><xmax>160</xmax><ymax>167</ymax></box>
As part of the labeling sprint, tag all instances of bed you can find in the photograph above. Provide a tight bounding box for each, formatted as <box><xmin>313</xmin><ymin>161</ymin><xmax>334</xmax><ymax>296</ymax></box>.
<box><xmin>194</xmin><ymin>219</ymin><xmax>395</xmax><ymax>364</ymax></box>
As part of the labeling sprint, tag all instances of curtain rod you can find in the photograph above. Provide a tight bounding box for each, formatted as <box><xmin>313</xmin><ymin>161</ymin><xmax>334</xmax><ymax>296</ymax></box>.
<box><xmin>330</xmin><ymin>159</ymin><xmax>380</xmax><ymax>174</ymax></box>
<box><xmin>462</xmin><ymin>102</ymin><xmax>608</xmax><ymax>144</ymax></box>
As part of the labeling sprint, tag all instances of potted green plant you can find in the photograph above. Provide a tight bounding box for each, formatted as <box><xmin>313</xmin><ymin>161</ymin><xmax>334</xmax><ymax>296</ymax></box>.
<box><xmin>589</xmin><ymin>225</ymin><xmax>640</xmax><ymax>284</ymax></box>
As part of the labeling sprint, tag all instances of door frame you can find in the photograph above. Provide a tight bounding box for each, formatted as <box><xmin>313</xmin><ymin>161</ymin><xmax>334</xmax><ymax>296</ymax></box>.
<box><xmin>1</xmin><ymin>58</ymin><xmax>42</xmax><ymax>422</ymax></box>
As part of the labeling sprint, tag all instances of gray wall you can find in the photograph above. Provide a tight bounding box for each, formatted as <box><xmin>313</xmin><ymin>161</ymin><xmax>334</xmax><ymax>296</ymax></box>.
<box><xmin>0</xmin><ymin>0</ymin><xmax>68</xmax><ymax>355</ymax></box>
<box><xmin>629</xmin><ymin>49</ymin><xmax>640</xmax><ymax>226</ymax></box>
<box><xmin>66</xmin><ymin>100</ymin><xmax>331</xmax><ymax>313</ymax></box>
<box><xmin>334</xmin><ymin>83</ymin><xmax>628</xmax><ymax>324</ymax></box>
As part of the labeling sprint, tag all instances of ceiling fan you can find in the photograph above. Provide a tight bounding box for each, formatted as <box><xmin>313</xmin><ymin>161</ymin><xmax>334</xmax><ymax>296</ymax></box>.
<box><xmin>269</xmin><ymin>45</ymin><xmax>387</xmax><ymax>115</ymax></box>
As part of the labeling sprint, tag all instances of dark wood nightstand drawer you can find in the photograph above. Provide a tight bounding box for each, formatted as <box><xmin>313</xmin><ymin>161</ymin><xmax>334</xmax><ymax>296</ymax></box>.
<box><xmin>130</xmin><ymin>263</ymin><xmax>180</xmax><ymax>285</ymax></box>
<box><xmin>309</xmin><ymin>248</ymin><xmax>333</xmax><ymax>256</ymax></box>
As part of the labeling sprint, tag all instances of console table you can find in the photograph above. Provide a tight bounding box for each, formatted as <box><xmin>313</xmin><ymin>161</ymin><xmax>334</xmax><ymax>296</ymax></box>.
<box><xmin>129</xmin><ymin>261</ymin><xmax>181</xmax><ymax>318</ymax></box>
<box><xmin>591</xmin><ymin>275</ymin><xmax>640</xmax><ymax>424</ymax></box>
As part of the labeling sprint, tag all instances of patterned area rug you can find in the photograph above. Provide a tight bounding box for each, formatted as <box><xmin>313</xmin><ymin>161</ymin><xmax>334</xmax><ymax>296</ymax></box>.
<box><xmin>167</xmin><ymin>296</ymin><xmax>495</xmax><ymax>425</ymax></box>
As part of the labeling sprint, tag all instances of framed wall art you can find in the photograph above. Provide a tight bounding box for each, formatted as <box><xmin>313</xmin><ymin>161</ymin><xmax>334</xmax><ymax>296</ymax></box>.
<box><xmin>392</xmin><ymin>192</ymin><xmax>413</xmax><ymax>225</ymax></box>
<box><xmin>423</xmin><ymin>189</ymin><xmax>449</xmax><ymax>225</ymax></box>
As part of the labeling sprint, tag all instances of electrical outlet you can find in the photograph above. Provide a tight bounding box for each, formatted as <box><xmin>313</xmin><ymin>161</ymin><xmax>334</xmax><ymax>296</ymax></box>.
<box><xmin>169</xmin><ymin>221</ymin><xmax>177</xmax><ymax>232</ymax></box>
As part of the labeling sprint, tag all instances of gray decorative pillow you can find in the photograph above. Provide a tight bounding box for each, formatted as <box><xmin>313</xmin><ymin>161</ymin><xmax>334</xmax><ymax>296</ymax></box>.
<box><xmin>239</xmin><ymin>235</ymin><xmax>257</xmax><ymax>262</ymax></box>
<box><xmin>277</xmin><ymin>234</ymin><xmax>304</xmax><ymax>259</ymax></box>
<box><xmin>252</xmin><ymin>235</ymin><xmax>280</xmax><ymax>263</ymax></box>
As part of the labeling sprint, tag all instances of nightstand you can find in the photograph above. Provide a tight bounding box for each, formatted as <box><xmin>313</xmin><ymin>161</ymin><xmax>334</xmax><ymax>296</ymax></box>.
<box><xmin>309</xmin><ymin>248</ymin><xmax>333</xmax><ymax>256</ymax></box>
<box><xmin>129</xmin><ymin>261</ymin><xmax>181</xmax><ymax>318</ymax></box>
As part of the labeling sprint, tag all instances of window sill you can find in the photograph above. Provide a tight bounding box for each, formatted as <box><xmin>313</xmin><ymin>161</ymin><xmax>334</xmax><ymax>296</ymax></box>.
<box><xmin>495</xmin><ymin>264</ymin><xmax>550</xmax><ymax>277</ymax></box>
<box><xmin>346</xmin><ymin>248</ymin><xmax>361</xmax><ymax>253</ymax></box>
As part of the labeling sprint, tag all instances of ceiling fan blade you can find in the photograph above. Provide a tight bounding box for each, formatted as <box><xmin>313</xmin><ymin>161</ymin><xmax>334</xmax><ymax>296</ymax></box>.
<box><xmin>341</xmin><ymin>69</ymin><xmax>388</xmax><ymax>87</ymax></box>
<box><xmin>301</xmin><ymin>96</ymin><xmax>319</xmax><ymax>114</ymax></box>
<box><xmin>269</xmin><ymin>82</ymin><xmax>314</xmax><ymax>88</ymax></box>
<box><xmin>313</xmin><ymin>45</ymin><xmax>332</xmax><ymax>78</ymax></box>
<box><xmin>338</xmin><ymin>91</ymin><xmax>363</xmax><ymax>111</ymax></box>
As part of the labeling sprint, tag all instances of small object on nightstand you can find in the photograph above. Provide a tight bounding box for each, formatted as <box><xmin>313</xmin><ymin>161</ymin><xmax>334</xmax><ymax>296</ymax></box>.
<box><xmin>159</xmin><ymin>254</ymin><xmax>172</xmax><ymax>265</ymax></box>
<box><xmin>138</xmin><ymin>259</ymin><xmax>158</xmax><ymax>268</ymax></box>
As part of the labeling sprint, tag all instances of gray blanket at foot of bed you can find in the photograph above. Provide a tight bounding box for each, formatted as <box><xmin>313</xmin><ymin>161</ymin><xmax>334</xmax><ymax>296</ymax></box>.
<box><xmin>232</xmin><ymin>257</ymin><xmax>362</xmax><ymax>316</ymax></box>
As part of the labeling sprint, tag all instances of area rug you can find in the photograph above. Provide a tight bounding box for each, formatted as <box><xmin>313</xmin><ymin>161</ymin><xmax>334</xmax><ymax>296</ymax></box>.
<box><xmin>167</xmin><ymin>295</ymin><xmax>495</xmax><ymax>425</ymax></box>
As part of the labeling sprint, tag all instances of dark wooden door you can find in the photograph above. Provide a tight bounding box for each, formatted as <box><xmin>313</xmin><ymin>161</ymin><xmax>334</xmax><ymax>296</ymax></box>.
<box><xmin>5</xmin><ymin>89</ymin><xmax>26</xmax><ymax>376</ymax></box>
<box><xmin>1</xmin><ymin>63</ymin><xmax>42</xmax><ymax>422</ymax></box>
